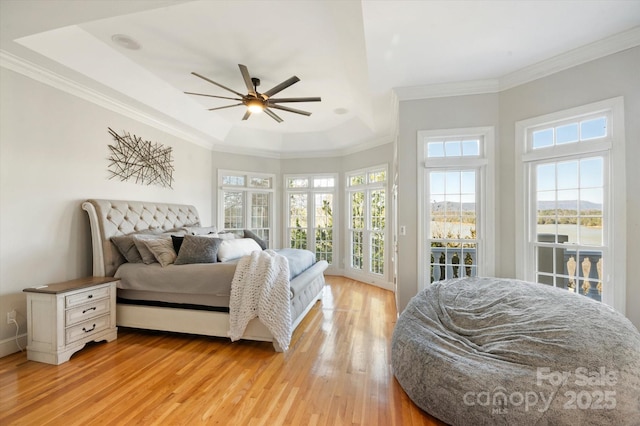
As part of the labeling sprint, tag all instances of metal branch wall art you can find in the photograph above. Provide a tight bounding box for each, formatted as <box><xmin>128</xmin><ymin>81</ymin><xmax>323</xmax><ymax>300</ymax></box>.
<box><xmin>107</xmin><ymin>128</ymin><xmax>174</xmax><ymax>189</ymax></box>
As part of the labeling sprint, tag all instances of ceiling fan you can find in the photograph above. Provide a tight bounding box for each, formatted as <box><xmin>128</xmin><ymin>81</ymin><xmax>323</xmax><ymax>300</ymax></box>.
<box><xmin>185</xmin><ymin>64</ymin><xmax>321</xmax><ymax>123</ymax></box>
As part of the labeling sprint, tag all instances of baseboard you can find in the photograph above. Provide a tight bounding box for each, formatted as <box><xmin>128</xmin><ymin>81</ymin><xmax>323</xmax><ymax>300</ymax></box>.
<box><xmin>0</xmin><ymin>333</ymin><xmax>27</xmax><ymax>358</ymax></box>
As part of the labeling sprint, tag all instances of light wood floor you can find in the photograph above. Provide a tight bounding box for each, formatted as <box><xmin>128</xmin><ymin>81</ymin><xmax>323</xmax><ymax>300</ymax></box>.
<box><xmin>0</xmin><ymin>276</ymin><xmax>445</xmax><ymax>425</ymax></box>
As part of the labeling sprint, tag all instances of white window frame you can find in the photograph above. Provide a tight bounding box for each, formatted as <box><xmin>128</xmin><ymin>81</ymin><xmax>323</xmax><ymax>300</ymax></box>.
<box><xmin>345</xmin><ymin>165</ymin><xmax>390</xmax><ymax>289</ymax></box>
<box><xmin>218</xmin><ymin>169</ymin><xmax>276</xmax><ymax>247</ymax></box>
<box><xmin>417</xmin><ymin>127</ymin><xmax>496</xmax><ymax>291</ymax></box>
<box><xmin>515</xmin><ymin>97</ymin><xmax>626</xmax><ymax>313</ymax></box>
<box><xmin>283</xmin><ymin>173</ymin><xmax>338</xmax><ymax>271</ymax></box>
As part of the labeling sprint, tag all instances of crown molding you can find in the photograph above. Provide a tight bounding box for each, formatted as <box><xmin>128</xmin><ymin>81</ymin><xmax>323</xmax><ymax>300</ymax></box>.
<box><xmin>499</xmin><ymin>26</ymin><xmax>640</xmax><ymax>91</ymax></box>
<box><xmin>394</xmin><ymin>79</ymin><xmax>500</xmax><ymax>101</ymax></box>
<box><xmin>0</xmin><ymin>49</ymin><xmax>215</xmax><ymax>151</ymax></box>
<box><xmin>394</xmin><ymin>26</ymin><xmax>640</xmax><ymax>101</ymax></box>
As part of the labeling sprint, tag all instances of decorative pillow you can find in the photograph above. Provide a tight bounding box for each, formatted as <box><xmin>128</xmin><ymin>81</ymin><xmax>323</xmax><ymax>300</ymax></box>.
<box><xmin>217</xmin><ymin>238</ymin><xmax>262</xmax><ymax>262</ymax></box>
<box><xmin>111</xmin><ymin>229</ymin><xmax>159</xmax><ymax>263</ymax></box>
<box><xmin>141</xmin><ymin>237</ymin><xmax>177</xmax><ymax>267</ymax></box>
<box><xmin>180</xmin><ymin>226</ymin><xmax>217</xmax><ymax>235</ymax></box>
<box><xmin>244</xmin><ymin>229</ymin><xmax>267</xmax><ymax>250</ymax></box>
<box><xmin>171</xmin><ymin>235</ymin><xmax>184</xmax><ymax>254</ymax></box>
<box><xmin>133</xmin><ymin>234</ymin><xmax>169</xmax><ymax>264</ymax></box>
<box><xmin>174</xmin><ymin>235</ymin><xmax>222</xmax><ymax>265</ymax></box>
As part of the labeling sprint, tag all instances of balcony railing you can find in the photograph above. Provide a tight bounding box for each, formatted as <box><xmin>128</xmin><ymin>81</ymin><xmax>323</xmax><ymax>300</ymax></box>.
<box><xmin>429</xmin><ymin>247</ymin><xmax>477</xmax><ymax>283</ymax></box>
<box><xmin>429</xmin><ymin>241</ymin><xmax>603</xmax><ymax>303</ymax></box>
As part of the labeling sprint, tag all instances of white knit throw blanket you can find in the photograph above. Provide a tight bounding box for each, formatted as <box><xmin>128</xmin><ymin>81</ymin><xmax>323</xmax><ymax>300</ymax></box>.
<box><xmin>228</xmin><ymin>250</ymin><xmax>292</xmax><ymax>350</ymax></box>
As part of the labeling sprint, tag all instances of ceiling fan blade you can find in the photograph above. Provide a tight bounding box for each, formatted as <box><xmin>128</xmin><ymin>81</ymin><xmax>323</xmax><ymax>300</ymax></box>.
<box><xmin>184</xmin><ymin>92</ymin><xmax>242</xmax><ymax>101</ymax></box>
<box><xmin>238</xmin><ymin>64</ymin><xmax>256</xmax><ymax>96</ymax></box>
<box><xmin>268</xmin><ymin>104</ymin><xmax>312</xmax><ymax>116</ymax></box>
<box><xmin>191</xmin><ymin>72</ymin><xmax>245</xmax><ymax>97</ymax></box>
<box><xmin>207</xmin><ymin>103</ymin><xmax>244</xmax><ymax>111</ymax></box>
<box><xmin>242</xmin><ymin>110</ymin><xmax>252</xmax><ymax>121</ymax></box>
<box><xmin>264</xmin><ymin>108</ymin><xmax>283</xmax><ymax>123</ymax></box>
<box><xmin>268</xmin><ymin>97</ymin><xmax>321</xmax><ymax>103</ymax></box>
<box><xmin>263</xmin><ymin>76</ymin><xmax>300</xmax><ymax>98</ymax></box>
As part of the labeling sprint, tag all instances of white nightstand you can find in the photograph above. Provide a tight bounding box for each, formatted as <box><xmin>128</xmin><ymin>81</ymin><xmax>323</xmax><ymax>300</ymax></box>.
<box><xmin>23</xmin><ymin>277</ymin><xmax>118</xmax><ymax>365</ymax></box>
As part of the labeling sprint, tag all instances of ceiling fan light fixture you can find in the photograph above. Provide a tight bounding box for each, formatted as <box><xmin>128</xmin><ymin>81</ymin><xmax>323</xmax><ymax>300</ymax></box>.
<box><xmin>247</xmin><ymin>99</ymin><xmax>264</xmax><ymax>113</ymax></box>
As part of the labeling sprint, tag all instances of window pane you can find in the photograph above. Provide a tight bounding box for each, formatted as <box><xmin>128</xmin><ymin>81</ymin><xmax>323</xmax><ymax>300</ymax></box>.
<box><xmin>368</xmin><ymin>170</ymin><xmax>386</xmax><ymax>183</ymax></box>
<box><xmin>371</xmin><ymin>232</ymin><xmax>384</xmax><ymax>274</ymax></box>
<box><xmin>532</xmin><ymin>128</ymin><xmax>553</xmax><ymax>149</ymax></box>
<box><xmin>222</xmin><ymin>175</ymin><xmax>245</xmax><ymax>186</ymax></box>
<box><xmin>351</xmin><ymin>192</ymin><xmax>364</xmax><ymax>229</ymax></box>
<box><xmin>536</xmin><ymin>164</ymin><xmax>556</xmax><ymax>191</ymax></box>
<box><xmin>351</xmin><ymin>231</ymin><xmax>363</xmax><ymax>269</ymax></box>
<box><xmin>289</xmin><ymin>194</ymin><xmax>307</xmax><ymax>227</ymax></box>
<box><xmin>580</xmin><ymin>157</ymin><xmax>603</xmax><ymax>188</ymax></box>
<box><xmin>444</xmin><ymin>141</ymin><xmax>461</xmax><ymax>157</ymax></box>
<box><xmin>251</xmin><ymin>193</ymin><xmax>269</xmax><ymax>229</ymax></box>
<box><xmin>556</xmin><ymin>161</ymin><xmax>578</xmax><ymax>190</ymax></box>
<box><xmin>460</xmin><ymin>171</ymin><xmax>475</xmax><ymax>194</ymax></box>
<box><xmin>290</xmin><ymin>228</ymin><xmax>307</xmax><ymax>250</ymax></box>
<box><xmin>370</xmin><ymin>190</ymin><xmax>385</xmax><ymax>230</ymax></box>
<box><xmin>250</xmin><ymin>177</ymin><xmax>271</xmax><ymax>188</ymax></box>
<box><xmin>349</xmin><ymin>174</ymin><xmax>365</xmax><ymax>186</ymax></box>
<box><xmin>223</xmin><ymin>191</ymin><xmax>243</xmax><ymax>229</ymax></box>
<box><xmin>556</xmin><ymin>123</ymin><xmax>579</xmax><ymax>145</ymax></box>
<box><xmin>430</xmin><ymin>172</ymin><xmax>445</xmax><ymax>194</ymax></box>
<box><xmin>445</xmin><ymin>171</ymin><xmax>460</xmax><ymax>193</ymax></box>
<box><xmin>580</xmin><ymin>117</ymin><xmax>607</xmax><ymax>140</ymax></box>
<box><xmin>313</xmin><ymin>177</ymin><xmax>335</xmax><ymax>188</ymax></box>
<box><xmin>427</xmin><ymin>141</ymin><xmax>445</xmax><ymax>158</ymax></box>
<box><xmin>315</xmin><ymin>194</ymin><xmax>333</xmax><ymax>228</ymax></box>
<box><xmin>462</xmin><ymin>139</ymin><xmax>479</xmax><ymax>156</ymax></box>
<box><xmin>287</xmin><ymin>178</ymin><xmax>308</xmax><ymax>188</ymax></box>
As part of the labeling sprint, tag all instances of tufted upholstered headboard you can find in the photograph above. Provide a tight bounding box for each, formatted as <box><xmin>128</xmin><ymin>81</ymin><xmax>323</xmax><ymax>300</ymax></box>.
<box><xmin>82</xmin><ymin>199</ymin><xmax>200</xmax><ymax>277</ymax></box>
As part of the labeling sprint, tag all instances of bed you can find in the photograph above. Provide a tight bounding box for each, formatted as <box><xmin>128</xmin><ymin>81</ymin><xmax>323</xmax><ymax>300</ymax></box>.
<box><xmin>391</xmin><ymin>277</ymin><xmax>640</xmax><ymax>426</ymax></box>
<box><xmin>82</xmin><ymin>199</ymin><xmax>328</xmax><ymax>351</ymax></box>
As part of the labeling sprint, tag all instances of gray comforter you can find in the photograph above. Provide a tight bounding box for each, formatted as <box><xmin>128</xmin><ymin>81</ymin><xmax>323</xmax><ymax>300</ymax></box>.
<box><xmin>115</xmin><ymin>248</ymin><xmax>316</xmax><ymax>307</ymax></box>
<box><xmin>392</xmin><ymin>277</ymin><xmax>640</xmax><ymax>426</ymax></box>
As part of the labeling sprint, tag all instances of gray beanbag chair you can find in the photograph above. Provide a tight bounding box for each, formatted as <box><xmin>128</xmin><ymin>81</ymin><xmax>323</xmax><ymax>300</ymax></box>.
<box><xmin>392</xmin><ymin>277</ymin><xmax>640</xmax><ymax>426</ymax></box>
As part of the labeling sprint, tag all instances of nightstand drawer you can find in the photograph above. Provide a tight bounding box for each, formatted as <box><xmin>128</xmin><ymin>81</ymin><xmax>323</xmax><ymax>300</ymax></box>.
<box><xmin>65</xmin><ymin>315</ymin><xmax>110</xmax><ymax>344</ymax></box>
<box><xmin>66</xmin><ymin>298</ymin><xmax>110</xmax><ymax>326</ymax></box>
<box><xmin>65</xmin><ymin>286</ymin><xmax>110</xmax><ymax>308</ymax></box>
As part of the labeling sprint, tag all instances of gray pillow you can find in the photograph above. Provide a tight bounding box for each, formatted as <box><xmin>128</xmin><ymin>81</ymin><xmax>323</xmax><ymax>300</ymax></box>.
<box><xmin>111</xmin><ymin>229</ymin><xmax>159</xmax><ymax>263</ymax></box>
<box><xmin>174</xmin><ymin>235</ymin><xmax>222</xmax><ymax>265</ymax></box>
<box><xmin>141</xmin><ymin>237</ymin><xmax>177</xmax><ymax>267</ymax></box>
<box><xmin>133</xmin><ymin>234</ymin><xmax>170</xmax><ymax>264</ymax></box>
<box><xmin>244</xmin><ymin>229</ymin><xmax>267</xmax><ymax>250</ymax></box>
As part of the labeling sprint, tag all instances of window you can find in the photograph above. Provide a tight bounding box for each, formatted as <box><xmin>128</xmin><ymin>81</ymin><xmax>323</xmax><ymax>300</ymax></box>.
<box><xmin>346</xmin><ymin>166</ymin><xmax>387</xmax><ymax>282</ymax></box>
<box><xmin>418</xmin><ymin>128</ymin><xmax>495</xmax><ymax>291</ymax></box>
<box><xmin>219</xmin><ymin>170</ymin><xmax>275</xmax><ymax>246</ymax></box>
<box><xmin>285</xmin><ymin>174</ymin><xmax>336</xmax><ymax>264</ymax></box>
<box><xmin>516</xmin><ymin>97</ymin><xmax>626</xmax><ymax>312</ymax></box>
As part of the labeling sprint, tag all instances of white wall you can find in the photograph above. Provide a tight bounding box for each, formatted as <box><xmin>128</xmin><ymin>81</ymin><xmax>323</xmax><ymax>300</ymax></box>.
<box><xmin>396</xmin><ymin>47</ymin><xmax>640</xmax><ymax>330</ymax></box>
<box><xmin>396</xmin><ymin>93</ymin><xmax>500</xmax><ymax>315</ymax></box>
<box><xmin>0</xmin><ymin>68</ymin><xmax>213</xmax><ymax>356</ymax></box>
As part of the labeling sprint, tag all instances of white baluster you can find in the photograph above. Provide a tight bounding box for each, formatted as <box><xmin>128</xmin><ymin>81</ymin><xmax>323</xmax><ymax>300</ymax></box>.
<box><xmin>567</xmin><ymin>256</ymin><xmax>576</xmax><ymax>292</ymax></box>
<box><xmin>581</xmin><ymin>257</ymin><xmax>592</xmax><ymax>295</ymax></box>
<box><xmin>597</xmin><ymin>258</ymin><xmax>603</xmax><ymax>295</ymax></box>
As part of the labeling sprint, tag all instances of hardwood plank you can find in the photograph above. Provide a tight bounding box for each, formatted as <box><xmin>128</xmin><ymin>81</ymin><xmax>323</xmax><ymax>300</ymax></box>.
<box><xmin>0</xmin><ymin>277</ymin><xmax>446</xmax><ymax>426</ymax></box>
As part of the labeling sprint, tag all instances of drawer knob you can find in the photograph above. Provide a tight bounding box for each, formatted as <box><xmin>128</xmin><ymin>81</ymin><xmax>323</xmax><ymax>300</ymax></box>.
<box><xmin>87</xmin><ymin>295</ymin><xmax>93</xmax><ymax>299</ymax></box>
<box><xmin>82</xmin><ymin>307</ymin><xmax>97</xmax><ymax>314</ymax></box>
<box><xmin>82</xmin><ymin>324</ymin><xmax>96</xmax><ymax>333</ymax></box>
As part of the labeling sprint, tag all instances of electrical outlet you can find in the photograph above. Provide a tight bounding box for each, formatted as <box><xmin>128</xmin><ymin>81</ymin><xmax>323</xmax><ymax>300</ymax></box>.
<box><xmin>6</xmin><ymin>309</ymin><xmax>16</xmax><ymax>324</ymax></box>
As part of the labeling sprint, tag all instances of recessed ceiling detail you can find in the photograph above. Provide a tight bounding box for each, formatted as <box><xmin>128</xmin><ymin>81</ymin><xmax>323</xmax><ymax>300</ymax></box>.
<box><xmin>2</xmin><ymin>1</ymin><xmax>638</xmax><ymax>156</ymax></box>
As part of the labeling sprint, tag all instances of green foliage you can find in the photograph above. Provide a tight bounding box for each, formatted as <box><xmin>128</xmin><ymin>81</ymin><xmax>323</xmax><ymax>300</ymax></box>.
<box><xmin>536</xmin><ymin>209</ymin><xmax>602</xmax><ymax>226</ymax></box>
